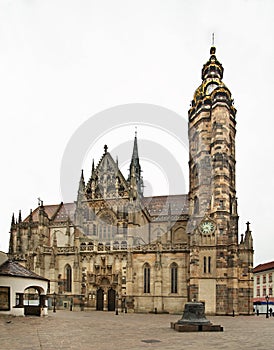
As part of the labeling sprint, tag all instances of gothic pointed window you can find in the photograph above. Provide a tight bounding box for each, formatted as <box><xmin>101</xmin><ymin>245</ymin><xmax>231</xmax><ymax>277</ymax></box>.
<box><xmin>194</xmin><ymin>196</ymin><xmax>199</xmax><ymax>214</ymax></box>
<box><xmin>93</xmin><ymin>224</ymin><xmax>96</xmax><ymax>236</ymax></box>
<box><xmin>208</xmin><ymin>256</ymin><xmax>211</xmax><ymax>274</ymax></box>
<box><xmin>193</xmin><ymin>165</ymin><xmax>199</xmax><ymax>188</ymax></box>
<box><xmin>203</xmin><ymin>257</ymin><xmax>207</xmax><ymax>273</ymax></box>
<box><xmin>64</xmin><ymin>264</ymin><xmax>72</xmax><ymax>292</ymax></box>
<box><xmin>171</xmin><ymin>263</ymin><xmax>178</xmax><ymax>294</ymax></box>
<box><xmin>144</xmin><ymin>263</ymin><xmax>151</xmax><ymax>293</ymax></box>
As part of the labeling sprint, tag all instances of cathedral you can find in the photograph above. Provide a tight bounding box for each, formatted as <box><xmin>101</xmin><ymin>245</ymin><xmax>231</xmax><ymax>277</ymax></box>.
<box><xmin>8</xmin><ymin>46</ymin><xmax>254</xmax><ymax>315</ymax></box>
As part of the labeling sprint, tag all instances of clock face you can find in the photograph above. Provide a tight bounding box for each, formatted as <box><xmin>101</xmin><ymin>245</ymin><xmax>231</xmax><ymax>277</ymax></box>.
<box><xmin>200</xmin><ymin>221</ymin><xmax>215</xmax><ymax>234</ymax></box>
<box><xmin>206</xmin><ymin>83</ymin><xmax>217</xmax><ymax>95</ymax></box>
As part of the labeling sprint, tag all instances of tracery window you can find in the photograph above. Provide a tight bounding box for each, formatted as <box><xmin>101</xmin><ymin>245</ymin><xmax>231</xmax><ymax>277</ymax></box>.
<box><xmin>64</xmin><ymin>264</ymin><xmax>72</xmax><ymax>292</ymax></box>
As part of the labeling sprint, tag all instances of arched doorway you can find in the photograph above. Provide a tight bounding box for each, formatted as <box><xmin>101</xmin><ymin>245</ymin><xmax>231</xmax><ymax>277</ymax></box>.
<box><xmin>24</xmin><ymin>286</ymin><xmax>44</xmax><ymax>316</ymax></box>
<box><xmin>108</xmin><ymin>288</ymin><xmax>116</xmax><ymax>311</ymax></box>
<box><xmin>96</xmin><ymin>288</ymin><xmax>104</xmax><ymax>311</ymax></box>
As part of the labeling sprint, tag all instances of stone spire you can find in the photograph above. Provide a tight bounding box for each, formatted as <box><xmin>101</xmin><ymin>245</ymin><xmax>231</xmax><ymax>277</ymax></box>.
<box><xmin>18</xmin><ymin>210</ymin><xmax>22</xmax><ymax>223</ymax></box>
<box><xmin>11</xmin><ymin>213</ymin><xmax>15</xmax><ymax>226</ymax></box>
<box><xmin>128</xmin><ymin>131</ymin><xmax>143</xmax><ymax>199</ymax></box>
<box><xmin>77</xmin><ymin>169</ymin><xmax>86</xmax><ymax>203</ymax></box>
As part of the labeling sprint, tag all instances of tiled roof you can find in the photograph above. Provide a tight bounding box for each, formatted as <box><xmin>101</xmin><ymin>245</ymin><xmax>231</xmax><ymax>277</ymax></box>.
<box><xmin>253</xmin><ymin>261</ymin><xmax>274</xmax><ymax>273</ymax></box>
<box><xmin>0</xmin><ymin>260</ymin><xmax>48</xmax><ymax>281</ymax></box>
<box><xmin>142</xmin><ymin>194</ymin><xmax>189</xmax><ymax>216</ymax></box>
<box><xmin>22</xmin><ymin>195</ymin><xmax>189</xmax><ymax>223</ymax></box>
<box><xmin>53</xmin><ymin>203</ymin><xmax>75</xmax><ymax>222</ymax></box>
<box><xmin>24</xmin><ymin>203</ymin><xmax>76</xmax><ymax>223</ymax></box>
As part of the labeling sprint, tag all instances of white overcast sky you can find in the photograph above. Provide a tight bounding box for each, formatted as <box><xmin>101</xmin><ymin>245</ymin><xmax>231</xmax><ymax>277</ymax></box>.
<box><xmin>0</xmin><ymin>0</ymin><xmax>273</xmax><ymax>266</ymax></box>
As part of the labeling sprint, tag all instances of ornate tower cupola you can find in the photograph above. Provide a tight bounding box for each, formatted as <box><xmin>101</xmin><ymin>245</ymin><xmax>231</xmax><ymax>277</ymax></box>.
<box><xmin>201</xmin><ymin>46</ymin><xmax>224</xmax><ymax>80</ymax></box>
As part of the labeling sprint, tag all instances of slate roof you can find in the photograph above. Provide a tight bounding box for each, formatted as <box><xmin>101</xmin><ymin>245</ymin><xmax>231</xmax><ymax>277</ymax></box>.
<box><xmin>253</xmin><ymin>261</ymin><xmax>274</xmax><ymax>273</ymax></box>
<box><xmin>0</xmin><ymin>260</ymin><xmax>49</xmax><ymax>281</ymax></box>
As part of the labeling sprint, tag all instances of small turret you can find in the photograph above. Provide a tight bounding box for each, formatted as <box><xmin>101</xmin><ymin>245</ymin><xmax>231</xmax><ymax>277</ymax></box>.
<box><xmin>11</xmin><ymin>213</ymin><xmax>15</xmax><ymax>226</ymax></box>
<box><xmin>79</xmin><ymin>169</ymin><xmax>85</xmax><ymax>192</ymax></box>
<box><xmin>29</xmin><ymin>209</ymin><xmax>33</xmax><ymax>223</ymax></box>
<box><xmin>18</xmin><ymin>210</ymin><xmax>22</xmax><ymax>223</ymax></box>
<box><xmin>244</xmin><ymin>221</ymin><xmax>253</xmax><ymax>249</ymax></box>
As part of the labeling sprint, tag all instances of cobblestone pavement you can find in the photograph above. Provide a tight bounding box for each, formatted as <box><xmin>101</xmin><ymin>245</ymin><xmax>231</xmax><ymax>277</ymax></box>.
<box><xmin>1</xmin><ymin>311</ymin><xmax>274</xmax><ymax>350</ymax></box>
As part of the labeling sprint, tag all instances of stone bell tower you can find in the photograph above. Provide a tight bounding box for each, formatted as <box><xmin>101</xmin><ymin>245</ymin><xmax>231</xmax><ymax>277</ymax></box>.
<box><xmin>188</xmin><ymin>45</ymin><xmax>253</xmax><ymax>315</ymax></box>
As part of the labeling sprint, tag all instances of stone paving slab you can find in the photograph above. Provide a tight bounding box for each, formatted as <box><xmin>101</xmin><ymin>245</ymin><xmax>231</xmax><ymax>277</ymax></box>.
<box><xmin>1</xmin><ymin>311</ymin><xmax>274</xmax><ymax>350</ymax></box>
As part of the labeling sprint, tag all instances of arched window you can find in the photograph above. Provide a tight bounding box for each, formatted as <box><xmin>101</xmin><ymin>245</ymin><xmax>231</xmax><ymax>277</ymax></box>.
<box><xmin>194</xmin><ymin>196</ymin><xmax>199</xmax><ymax>214</ymax></box>
<box><xmin>204</xmin><ymin>256</ymin><xmax>207</xmax><ymax>273</ymax></box>
<box><xmin>193</xmin><ymin>165</ymin><xmax>199</xmax><ymax>188</ymax></box>
<box><xmin>64</xmin><ymin>264</ymin><xmax>72</xmax><ymax>292</ymax></box>
<box><xmin>93</xmin><ymin>224</ymin><xmax>96</xmax><ymax>236</ymax></box>
<box><xmin>171</xmin><ymin>263</ymin><xmax>178</xmax><ymax>294</ymax></box>
<box><xmin>144</xmin><ymin>263</ymin><xmax>150</xmax><ymax>293</ymax></box>
<box><xmin>203</xmin><ymin>257</ymin><xmax>212</xmax><ymax>274</ymax></box>
<box><xmin>208</xmin><ymin>256</ymin><xmax>211</xmax><ymax>274</ymax></box>
<box><xmin>229</xmin><ymin>194</ymin><xmax>233</xmax><ymax>214</ymax></box>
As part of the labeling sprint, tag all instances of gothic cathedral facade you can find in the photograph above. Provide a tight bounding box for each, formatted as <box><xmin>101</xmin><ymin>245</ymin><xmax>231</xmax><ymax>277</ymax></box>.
<box><xmin>8</xmin><ymin>46</ymin><xmax>254</xmax><ymax>315</ymax></box>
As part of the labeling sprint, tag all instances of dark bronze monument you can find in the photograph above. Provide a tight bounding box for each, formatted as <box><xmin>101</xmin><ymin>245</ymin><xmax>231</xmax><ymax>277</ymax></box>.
<box><xmin>171</xmin><ymin>302</ymin><xmax>223</xmax><ymax>332</ymax></box>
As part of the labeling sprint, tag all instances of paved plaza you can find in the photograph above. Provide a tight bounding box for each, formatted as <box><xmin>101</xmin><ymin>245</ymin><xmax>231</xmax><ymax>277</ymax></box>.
<box><xmin>1</xmin><ymin>311</ymin><xmax>274</xmax><ymax>350</ymax></box>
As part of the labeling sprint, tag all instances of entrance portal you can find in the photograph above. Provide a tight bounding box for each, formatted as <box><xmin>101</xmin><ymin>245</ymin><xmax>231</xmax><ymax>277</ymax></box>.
<box><xmin>96</xmin><ymin>288</ymin><xmax>104</xmax><ymax>311</ymax></box>
<box><xmin>108</xmin><ymin>288</ymin><xmax>116</xmax><ymax>311</ymax></box>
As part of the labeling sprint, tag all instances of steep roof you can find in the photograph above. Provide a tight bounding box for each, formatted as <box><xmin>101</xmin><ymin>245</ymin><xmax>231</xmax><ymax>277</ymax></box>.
<box><xmin>0</xmin><ymin>260</ymin><xmax>49</xmax><ymax>281</ymax></box>
<box><xmin>23</xmin><ymin>202</ymin><xmax>75</xmax><ymax>223</ymax></box>
<box><xmin>253</xmin><ymin>261</ymin><xmax>274</xmax><ymax>273</ymax></box>
<box><xmin>22</xmin><ymin>194</ymin><xmax>189</xmax><ymax>223</ymax></box>
<box><xmin>142</xmin><ymin>194</ymin><xmax>189</xmax><ymax>216</ymax></box>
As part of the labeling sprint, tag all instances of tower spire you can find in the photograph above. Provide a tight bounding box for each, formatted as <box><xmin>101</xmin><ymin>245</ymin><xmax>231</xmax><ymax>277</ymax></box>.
<box><xmin>76</xmin><ymin>169</ymin><xmax>86</xmax><ymax>206</ymax></box>
<box><xmin>128</xmin><ymin>131</ymin><xmax>143</xmax><ymax>198</ymax></box>
<box><xmin>11</xmin><ymin>213</ymin><xmax>15</xmax><ymax>226</ymax></box>
<box><xmin>78</xmin><ymin>169</ymin><xmax>85</xmax><ymax>193</ymax></box>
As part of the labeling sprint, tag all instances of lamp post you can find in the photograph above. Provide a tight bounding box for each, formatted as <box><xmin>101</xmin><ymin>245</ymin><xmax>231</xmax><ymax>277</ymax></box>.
<box><xmin>266</xmin><ymin>295</ymin><xmax>269</xmax><ymax>318</ymax></box>
<box><xmin>53</xmin><ymin>292</ymin><xmax>56</xmax><ymax>313</ymax></box>
<box><xmin>115</xmin><ymin>292</ymin><xmax>118</xmax><ymax>315</ymax></box>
